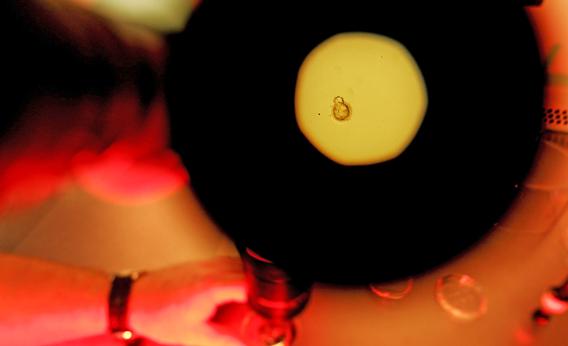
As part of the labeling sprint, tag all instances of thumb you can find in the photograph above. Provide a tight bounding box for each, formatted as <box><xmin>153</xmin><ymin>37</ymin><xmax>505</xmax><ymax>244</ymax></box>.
<box><xmin>190</xmin><ymin>325</ymin><xmax>247</xmax><ymax>346</ymax></box>
<box><xmin>209</xmin><ymin>283</ymin><xmax>247</xmax><ymax>305</ymax></box>
<box><xmin>188</xmin><ymin>282</ymin><xmax>247</xmax><ymax>322</ymax></box>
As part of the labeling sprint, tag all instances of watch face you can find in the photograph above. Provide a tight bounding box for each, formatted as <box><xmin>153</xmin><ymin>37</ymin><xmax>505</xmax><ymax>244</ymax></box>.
<box><xmin>167</xmin><ymin>1</ymin><xmax>544</xmax><ymax>284</ymax></box>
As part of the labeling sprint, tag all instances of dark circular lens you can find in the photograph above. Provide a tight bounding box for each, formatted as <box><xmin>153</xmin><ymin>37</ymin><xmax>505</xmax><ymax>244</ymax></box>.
<box><xmin>167</xmin><ymin>1</ymin><xmax>544</xmax><ymax>284</ymax></box>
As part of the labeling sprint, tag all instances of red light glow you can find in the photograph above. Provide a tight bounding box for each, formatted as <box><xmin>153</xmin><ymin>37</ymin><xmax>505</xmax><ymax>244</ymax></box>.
<box><xmin>514</xmin><ymin>327</ymin><xmax>535</xmax><ymax>345</ymax></box>
<box><xmin>245</xmin><ymin>248</ymin><xmax>274</xmax><ymax>264</ymax></box>
<box><xmin>540</xmin><ymin>291</ymin><xmax>568</xmax><ymax>315</ymax></box>
<box><xmin>72</xmin><ymin>91</ymin><xmax>189</xmax><ymax>204</ymax></box>
<box><xmin>534</xmin><ymin>315</ymin><xmax>550</xmax><ymax>327</ymax></box>
<box><xmin>370</xmin><ymin>278</ymin><xmax>414</xmax><ymax>300</ymax></box>
<box><xmin>0</xmin><ymin>89</ymin><xmax>188</xmax><ymax>213</ymax></box>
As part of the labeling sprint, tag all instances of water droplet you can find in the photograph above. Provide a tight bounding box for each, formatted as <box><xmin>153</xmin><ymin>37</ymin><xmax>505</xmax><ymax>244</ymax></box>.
<box><xmin>435</xmin><ymin>274</ymin><xmax>487</xmax><ymax>321</ymax></box>
<box><xmin>370</xmin><ymin>278</ymin><xmax>414</xmax><ymax>300</ymax></box>
<box><xmin>332</xmin><ymin>96</ymin><xmax>351</xmax><ymax>121</ymax></box>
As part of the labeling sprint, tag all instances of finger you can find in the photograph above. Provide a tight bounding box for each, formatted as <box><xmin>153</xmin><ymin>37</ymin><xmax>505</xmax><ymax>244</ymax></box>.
<box><xmin>209</xmin><ymin>283</ymin><xmax>247</xmax><ymax>304</ymax></box>
<box><xmin>187</xmin><ymin>283</ymin><xmax>247</xmax><ymax>322</ymax></box>
<box><xmin>195</xmin><ymin>325</ymin><xmax>247</xmax><ymax>346</ymax></box>
<box><xmin>201</xmin><ymin>256</ymin><xmax>245</xmax><ymax>274</ymax></box>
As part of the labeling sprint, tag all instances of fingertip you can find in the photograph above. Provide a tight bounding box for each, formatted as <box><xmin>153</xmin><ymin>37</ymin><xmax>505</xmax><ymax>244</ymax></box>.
<box><xmin>213</xmin><ymin>283</ymin><xmax>247</xmax><ymax>303</ymax></box>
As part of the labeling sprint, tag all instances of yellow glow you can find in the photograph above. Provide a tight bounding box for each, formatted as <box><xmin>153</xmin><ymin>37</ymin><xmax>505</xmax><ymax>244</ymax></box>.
<box><xmin>75</xmin><ymin>0</ymin><xmax>196</xmax><ymax>32</ymax></box>
<box><xmin>120</xmin><ymin>331</ymin><xmax>133</xmax><ymax>340</ymax></box>
<box><xmin>295</xmin><ymin>32</ymin><xmax>427</xmax><ymax>166</ymax></box>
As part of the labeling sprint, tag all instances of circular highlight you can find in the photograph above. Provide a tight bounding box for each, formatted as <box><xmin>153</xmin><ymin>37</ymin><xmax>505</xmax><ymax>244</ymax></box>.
<box><xmin>370</xmin><ymin>278</ymin><xmax>414</xmax><ymax>300</ymax></box>
<box><xmin>435</xmin><ymin>274</ymin><xmax>488</xmax><ymax>321</ymax></box>
<box><xmin>295</xmin><ymin>32</ymin><xmax>427</xmax><ymax>166</ymax></box>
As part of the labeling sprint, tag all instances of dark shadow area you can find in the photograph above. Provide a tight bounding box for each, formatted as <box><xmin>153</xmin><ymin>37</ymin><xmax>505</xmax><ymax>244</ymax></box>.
<box><xmin>166</xmin><ymin>1</ymin><xmax>545</xmax><ymax>284</ymax></box>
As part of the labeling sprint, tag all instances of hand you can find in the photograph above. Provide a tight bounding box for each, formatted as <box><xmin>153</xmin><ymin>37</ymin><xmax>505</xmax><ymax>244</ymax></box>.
<box><xmin>130</xmin><ymin>256</ymin><xmax>247</xmax><ymax>346</ymax></box>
